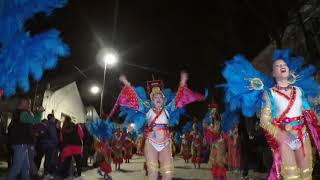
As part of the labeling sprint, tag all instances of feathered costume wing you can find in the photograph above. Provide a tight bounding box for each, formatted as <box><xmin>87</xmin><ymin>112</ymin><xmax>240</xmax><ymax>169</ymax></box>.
<box><xmin>0</xmin><ymin>0</ymin><xmax>69</xmax><ymax>96</ymax></box>
<box><xmin>221</xmin><ymin>55</ymin><xmax>273</xmax><ymax>117</ymax></box>
<box><xmin>109</xmin><ymin>83</ymin><xmax>206</xmax><ymax>132</ymax></box>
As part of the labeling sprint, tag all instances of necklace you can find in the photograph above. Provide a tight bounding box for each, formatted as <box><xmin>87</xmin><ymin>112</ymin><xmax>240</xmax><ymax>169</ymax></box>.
<box><xmin>275</xmin><ymin>84</ymin><xmax>291</xmax><ymax>91</ymax></box>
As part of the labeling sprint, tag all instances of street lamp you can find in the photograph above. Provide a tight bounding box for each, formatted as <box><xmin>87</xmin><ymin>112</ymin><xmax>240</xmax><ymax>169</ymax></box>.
<box><xmin>90</xmin><ymin>85</ymin><xmax>100</xmax><ymax>95</ymax></box>
<box><xmin>97</xmin><ymin>48</ymin><xmax>119</xmax><ymax>117</ymax></box>
<box><xmin>103</xmin><ymin>53</ymin><xmax>118</xmax><ymax>66</ymax></box>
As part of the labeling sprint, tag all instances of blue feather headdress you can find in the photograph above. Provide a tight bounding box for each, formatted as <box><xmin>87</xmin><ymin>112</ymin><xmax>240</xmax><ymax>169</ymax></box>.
<box><xmin>86</xmin><ymin>118</ymin><xmax>115</xmax><ymax>141</ymax></box>
<box><xmin>0</xmin><ymin>0</ymin><xmax>69</xmax><ymax>96</ymax></box>
<box><xmin>272</xmin><ymin>49</ymin><xmax>291</xmax><ymax>64</ymax></box>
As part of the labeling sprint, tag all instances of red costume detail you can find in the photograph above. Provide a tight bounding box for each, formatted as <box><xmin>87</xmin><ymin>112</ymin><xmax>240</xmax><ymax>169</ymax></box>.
<box><xmin>174</xmin><ymin>85</ymin><xmax>205</xmax><ymax>109</ymax></box>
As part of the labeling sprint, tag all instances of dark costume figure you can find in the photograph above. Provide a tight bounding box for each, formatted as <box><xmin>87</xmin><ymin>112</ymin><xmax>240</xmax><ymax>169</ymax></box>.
<box><xmin>111</xmin><ymin>126</ymin><xmax>124</xmax><ymax>170</ymax></box>
<box><xmin>180</xmin><ymin>135</ymin><xmax>191</xmax><ymax>163</ymax></box>
<box><xmin>190</xmin><ymin>123</ymin><xmax>202</xmax><ymax>169</ymax></box>
<box><xmin>123</xmin><ymin>136</ymin><xmax>133</xmax><ymax>163</ymax></box>
<box><xmin>96</xmin><ymin>141</ymin><xmax>112</xmax><ymax>180</ymax></box>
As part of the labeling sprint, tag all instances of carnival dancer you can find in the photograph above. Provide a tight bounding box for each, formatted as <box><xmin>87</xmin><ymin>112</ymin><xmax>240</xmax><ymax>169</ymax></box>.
<box><xmin>190</xmin><ymin>123</ymin><xmax>203</xmax><ymax>169</ymax></box>
<box><xmin>227</xmin><ymin>127</ymin><xmax>240</xmax><ymax>173</ymax></box>
<box><xmin>260</xmin><ymin>52</ymin><xmax>317</xmax><ymax>179</ymax></box>
<box><xmin>169</xmin><ymin>131</ymin><xmax>176</xmax><ymax>157</ymax></box>
<box><xmin>180</xmin><ymin>135</ymin><xmax>191</xmax><ymax>163</ymax></box>
<box><xmin>96</xmin><ymin>141</ymin><xmax>112</xmax><ymax>180</ymax></box>
<box><xmin>86</xmin><ymin>118</ymin><xmax>115</xmax><ymax>180</ymax></box>
<box><xmin>108</xmin><ymin>72</ymin><xmax>206</xmax><ymax>180</ymax></box>
<box><xmin>205</xmin><ymin>112</ymin><xmax>228</xmax><ymax>179</ymax></box>
<box><xmin>136</xmin><ymin>134</ymin><xmax>145</xmax><ymax>156</ymax></box>
<box><xmin>124</xmin><ymin>136</ymin><xmax>133</xmax><ymax>163</ymax></box>
<box><xmin>111</xmin><ymin>126</ymin><xmax>124</xmax><ymax>170</ymax></box>
<box><xmin>220</xmin><ymin>49</ymin><xmax>320</xmax><ymax>180</ymax></box>
<box><xmin>210</xmin><ymin>135</ymin><xmax>227</xmax><ymax>180</ymax></box>
<box><xmin>203</xmin><ymin>102</ymin><xmax>222</xmax><ymax>145</ymax></box>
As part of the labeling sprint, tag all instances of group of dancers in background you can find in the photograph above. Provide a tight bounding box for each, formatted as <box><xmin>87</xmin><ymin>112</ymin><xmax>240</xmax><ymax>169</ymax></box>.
<box><xmin>90</xmin><ymin>101</ymin><xmax>240</xmax><ymax>180</ymax></box>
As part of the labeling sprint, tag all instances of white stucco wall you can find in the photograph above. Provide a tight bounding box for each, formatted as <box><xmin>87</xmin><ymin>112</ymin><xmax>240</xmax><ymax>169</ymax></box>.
<box><xmin>42</xmin><ymin>82</ymin><xmax>86</xmax><ymax>123</ymax></box>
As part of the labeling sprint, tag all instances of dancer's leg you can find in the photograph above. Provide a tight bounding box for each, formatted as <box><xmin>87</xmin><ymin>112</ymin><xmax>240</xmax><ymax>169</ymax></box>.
<box><xmin>145</xmin><ymin>140</ymin><xmax>159</xmax><ymax>180</ymax></box>
<box><xmin>295</xmin><ymin>137</ymin><xmax>313</xmax><ymax>180</ymax></box>
<box><xmin>280</xmin><ymin>142</ymin><xmax>299</xmax><ymax>179</ymax></box>
<box><xmin>159</xmin><ymin>144</ymin><xmax>173</xmax><ymax>180</ymax></box>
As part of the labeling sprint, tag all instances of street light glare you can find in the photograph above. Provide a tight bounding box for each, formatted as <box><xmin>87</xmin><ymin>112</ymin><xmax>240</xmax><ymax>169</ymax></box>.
<box><xmin>104</xmin><ymin>53</ymin><xmax>118</xmax><ymax>66</ymax></box>
<box><xmin>90</xmin><ymin>86</ymin><xmax>100</xmax><ymax>94</ymax></box>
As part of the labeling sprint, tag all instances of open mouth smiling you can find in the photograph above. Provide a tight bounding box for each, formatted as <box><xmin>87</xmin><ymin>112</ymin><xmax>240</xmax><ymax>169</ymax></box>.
<box><xmin>281</xmin><ymin>68</ymin><xmax>287</xmax><ymax>73</ymax></box>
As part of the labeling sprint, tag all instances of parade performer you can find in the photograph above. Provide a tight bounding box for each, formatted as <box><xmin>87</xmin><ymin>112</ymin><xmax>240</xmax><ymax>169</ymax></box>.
<box><xmin>220</xmin><ymin>49</ymin><xmax>320</xmax><ymax>180</ymax></box>
<box><xmin>108</xmin><ymin>71</ymin><xmax>206</xmax><ymax>180</ymax></box>
<box><xmin>95</xmin><ymin>141</ymin><xmax>113</xmax><ymax>180</ymax></box>
<box><xmin>203</xmin><ymin>102</ymin><xmax>222</xmax><ymax>145</ymax></box>
<box><xmin>227</xmin><ymin>127</ymin><xmax>240</xmax><ymax>172</ymax></box>
<box><xmin>169</xmin><ymin>130</ymin><xmax>176</xmax><ymax>157</ymax></box>
<box><xmin>136</xmin><ymin>134</ymin><xmax>145</xmax><ymax>156</ymax></box>
<box><xmin>124</xmin><ymin>136</ymin><xmax>134</xmax><ymax>163</ymax></box>
<box><xmin>210</xmin><ymin>135</ymin><xmax>227</xmax><ymax>180</ymax></box>
<box><xmin>86</xmin><ymin>118</ymin><xmax>115</xmax><ymax>179</ymax></box>
<box><xmin>180</xmin><ymin>134</ymin><xmax>192</xmax><ymax>163</ymax></box>
<box><xmin>190</xmin><ymin>123</ymin><xmax>203</xmax><ymax>169</ymax></box>
<box><xmin>111</xmin><ymin>125</ymin><xmax>125</xmax><ymax>170</ymax></box>
<box><xmin>204</xmin><ymin>108</ymin><xmax>228</xmax><ymax>179</ymax></box>
<box><xmin>191</xmin><ymin>134</ymin><xmax>202</xmax><ymax>169</ymax></box>
<box><xmin>181</xmin><ymin>121</ymin><xmax>193</xmax><ymax>164</ymax></box>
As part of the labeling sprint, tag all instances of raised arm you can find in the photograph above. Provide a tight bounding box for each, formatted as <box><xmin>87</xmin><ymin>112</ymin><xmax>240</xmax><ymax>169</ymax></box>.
<box><xmin>167</xmin><ymin>72</ymin><xmax>206</xmax><ymax>111</ymax></box>
<box><xmin>119</xmin><ymin>75</ymin><xmax>131</xmax><ymax>86</ymax></box>
<box><xmin>108</xmin><ymin>75</ymin><xmax>147</xmax><ymax>118</ymax></box>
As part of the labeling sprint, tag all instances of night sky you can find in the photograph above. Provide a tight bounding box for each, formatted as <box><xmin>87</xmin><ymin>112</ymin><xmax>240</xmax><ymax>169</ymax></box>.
<box><xmin>26</xmin><ymin>0</ymin><xmax>300</xmax><ymax>117</ymax></box>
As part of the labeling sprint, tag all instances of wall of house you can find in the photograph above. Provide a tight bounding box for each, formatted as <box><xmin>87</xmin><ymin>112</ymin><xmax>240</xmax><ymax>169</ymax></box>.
<box><xmin>42</xmin><ymin>82</ymin><xmax>86</xmax><ymax>123</ymax></box>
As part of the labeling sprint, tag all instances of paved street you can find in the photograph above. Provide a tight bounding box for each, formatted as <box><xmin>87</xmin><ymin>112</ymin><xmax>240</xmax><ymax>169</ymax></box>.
<box><xmin>0</xmin><ymin>155</ymin><xmax>269</xmax><ymax>180</ymax></box>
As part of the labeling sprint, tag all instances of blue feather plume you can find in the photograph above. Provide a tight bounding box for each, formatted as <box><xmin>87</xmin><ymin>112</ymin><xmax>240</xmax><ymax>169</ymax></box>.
<box><xmin>0</xmin><ymin>0</ymin><xmax>69</xmax><ymax>96</ymax></box>
<box><xmin>182</xmin><ymin>121</ymin><xmax>193</xmax><ymax>134</ymax></box>
<box><xmin>203</xmin><ymin>112</ymin><xmax>212</xmax><ymax>126</ymax></box>
<box><xmin>118</xmin><ymin>106</ymin><xmax>146</xmax><ymax>133</ymax></box>
<box><xmin>169</xmin><ymin>107</ymin><xmax>185</xmax><ymax>127</ymax></box>
<box><xmin>221</xmin><ymin>55</ymin><xmax>273</xmax><ymax>117</ymax></box>
<box><xmin>174</xmin><ymin>132</ymin><xmax>181</xmax><ymax>145</ymax></box>
<box><xmin>221</xmin><ymin>108</ymin><xmax>240</xmax><ymax>134</ymax></box>
<box><xmin>163</xmin><ymin>88</ymin><xmax>175</xmax><ymax>104</ymax></box>
<box><xmin>86</xmin><ymin>118</ymin><xmax>115</xmax><ymax>141</ymax></box>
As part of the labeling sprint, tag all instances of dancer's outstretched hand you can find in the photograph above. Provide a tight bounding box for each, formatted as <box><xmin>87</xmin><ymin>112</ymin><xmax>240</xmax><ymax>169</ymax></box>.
<box><xmin>180</xmin><ymin>71</ymin><xmax>188</xmax><ymax>86</ymax></box>
<box><xmin>119</xmin><ymin>75</ymin><xmax>130</xmax><ymax>85</ymax></box>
